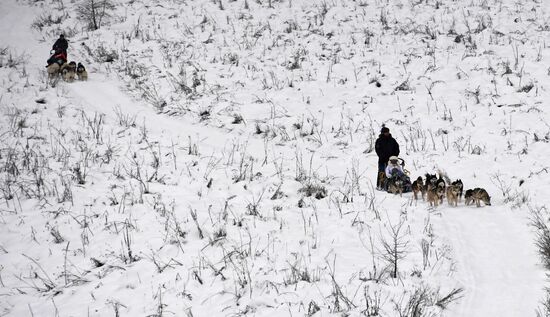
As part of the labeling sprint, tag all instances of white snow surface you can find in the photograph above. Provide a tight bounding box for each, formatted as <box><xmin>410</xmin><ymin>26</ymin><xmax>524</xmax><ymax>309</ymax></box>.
<box><xmin>0</xmin><ymin>0</ymin><xmax>549</xmax><ymax>316</ymax></box>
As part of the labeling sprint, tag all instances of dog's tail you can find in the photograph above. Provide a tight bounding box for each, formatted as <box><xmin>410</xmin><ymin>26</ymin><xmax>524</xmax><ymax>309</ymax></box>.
<box><xmin>438</xmin><ymin>169</ymin><xmax>451</xmax><ymax>185</ymax></box>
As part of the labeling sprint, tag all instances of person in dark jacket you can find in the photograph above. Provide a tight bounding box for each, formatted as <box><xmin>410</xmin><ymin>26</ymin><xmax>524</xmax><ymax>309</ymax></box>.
<box><xmin>375</xmin><ymin>126</ymin><xmax>400</xmax><ymax>189</ymax></box>
<box><xmin>52</xmin><ymin>34</ymin><xmax>68</xmax><ymax>55</ymax></box>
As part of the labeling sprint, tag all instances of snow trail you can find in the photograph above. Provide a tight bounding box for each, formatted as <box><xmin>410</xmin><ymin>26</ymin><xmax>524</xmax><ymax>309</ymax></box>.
<box><xmin>0</xmin><ymin>0</ymin><xmax>548</xmax><ymax>315</ymax></box>
<box><xmin>66</xmin><ymin>74</ymin><xmax>266</xmax><ymax>155</ymax></box>
<box><xmin>441</xmin><ymin>206</ymin><xmax>545</xmax><ymax>317</ymax></box>
<box><xmin>71</xmin><ymin>75</ymin><xmax>546</xmax><ymax>317</ymax></box>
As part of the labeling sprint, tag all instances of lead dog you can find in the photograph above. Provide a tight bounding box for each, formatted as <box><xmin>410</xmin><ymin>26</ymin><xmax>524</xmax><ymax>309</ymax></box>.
<box><xmin>472</xmin><ymin>188</ymin><xmax>491</xmax><ymax>207</ymax></box>
<box><xmin>465</xmin><ymin>188</ymin><xmax>491</xmax><ymax>207</ymax></box>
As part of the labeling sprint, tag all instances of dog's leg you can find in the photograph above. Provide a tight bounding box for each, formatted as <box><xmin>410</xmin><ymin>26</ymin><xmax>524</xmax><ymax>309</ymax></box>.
<box><xmin>376</xmin><ymin>172</ymin><xmax>383</xmax><ymax>189</ymax></box>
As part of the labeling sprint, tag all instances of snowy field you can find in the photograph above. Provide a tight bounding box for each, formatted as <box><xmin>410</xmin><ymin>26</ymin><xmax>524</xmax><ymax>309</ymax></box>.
<box><xmin>0</xmin><ymin>0</ymin><xmax>549</xmax><ymax>316</ymax></box>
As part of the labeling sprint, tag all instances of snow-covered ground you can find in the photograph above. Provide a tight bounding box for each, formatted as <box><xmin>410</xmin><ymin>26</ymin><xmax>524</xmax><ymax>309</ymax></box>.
<box><xmin>0</xmin><ymin>0</ymin><xmax>549</xmax><ymax>315</ymax></box>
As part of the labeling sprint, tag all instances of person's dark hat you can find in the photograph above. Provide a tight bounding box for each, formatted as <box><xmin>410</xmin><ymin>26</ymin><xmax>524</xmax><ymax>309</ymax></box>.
<box><xmin>381</xmin><ymin>126</ymin><xmax>390</xmax><ymax>133</ymax></box>
<box><xmin>59</xmin><ymin>34</ymin><xmax>65</xmax><ymax>38</ymax></box>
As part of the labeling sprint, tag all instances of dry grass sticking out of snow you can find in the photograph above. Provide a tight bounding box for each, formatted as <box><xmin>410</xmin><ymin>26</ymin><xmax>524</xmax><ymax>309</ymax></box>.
<box><xmin>1</xmin><ymin>0</ymin><xmax>550</xmax><ymax>316</ymax></box>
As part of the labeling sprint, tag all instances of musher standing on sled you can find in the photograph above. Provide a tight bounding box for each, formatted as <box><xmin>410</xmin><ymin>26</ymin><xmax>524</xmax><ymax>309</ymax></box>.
<box><xmin>375</xmin><ymin>126</ymin><xmax>400</xmax><ymax>190</ymax></box>
<box><xmin>46</xmin><ymin>34</ymin><xmax>68</xmax><ymax>67</ymax></box>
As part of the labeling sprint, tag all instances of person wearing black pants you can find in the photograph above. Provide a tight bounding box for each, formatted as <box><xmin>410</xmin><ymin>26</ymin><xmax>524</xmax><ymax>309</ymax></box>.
<box><xmin>375</xmin><ymin>126</ymin><xmax>400</xmax><ymax>189</ymax></box>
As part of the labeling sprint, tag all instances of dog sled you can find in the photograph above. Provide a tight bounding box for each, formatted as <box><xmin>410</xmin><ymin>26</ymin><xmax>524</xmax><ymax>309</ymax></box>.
<box><xmin>381</xmin><ymin>157</ymin><xmax>413</xmax><ymax>194</ymax></box>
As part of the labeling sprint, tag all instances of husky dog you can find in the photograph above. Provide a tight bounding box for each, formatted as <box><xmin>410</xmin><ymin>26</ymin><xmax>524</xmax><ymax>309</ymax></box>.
<box><xmin>472</xmin><ymin>188</ymin><xmax>491</xmax><ymax>207</ymax></box>
<box><xmin>451</xmin><ymin>179</ymin><xmax>464</xmax><ymax>201</ymax></box>
<box><xmin>427</xmin><ymin>186</ymin><xmax>443</xmax><ymax>207</ymax></box>
<box><xmin>377</xmin><ymin>171</ymin><xmax>386</xmax><ymax>190</ymax></box>
<box><xmin>465</xmin><ymin>188</ymin><xmax>491</xmax><ymax>207</ymax></box>
<box><xmin>76</xmin><ymin>62</ymin><xmax>88</xmax><ymax>81</ymax></box>
<box><xmin>436</xmin><ymin>175</ymin><xmax>446</xmax><ymax>203</ymax></box>
<box><xmin>425</xmin><ymin>173</ymin><xmax>439</xmax><ymax>205</ymax></box>
<box><xmin>47</xmin><ymin>63</ymin><xmax>61</xmax><ymax>80</ymax></box>
<box><xmin>424</xmin><ymin>173</ymin><xmax>437</xmax><ymax>190</ymax></box>
<box><xmin>388</xmin><ymin>179</ymin><xmax>404</xmax><ymax>196</ymax></box>
<box><xmin>62</xmin><ymin>61</ymin><xmax>77</xmax><ymax>82</ymax></box>
<box><xmin>446</xmin><ymin>185</ymin><xmax>460</xmax><ymax>206</ymax></box>
<box><xmin>412</xmin><ymin>176</ymin><xmax>425</xmax><ymax>200</ymax></box>
<box><xmin>464</xmin><ymin>189</ymin><xmax>474</xmax><ymax>205</ymax></box>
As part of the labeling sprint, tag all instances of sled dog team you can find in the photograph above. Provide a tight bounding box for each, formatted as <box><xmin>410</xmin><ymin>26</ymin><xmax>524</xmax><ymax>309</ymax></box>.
<box><xmin>376</xmin><ymin>126</ymin><xmax>491</xmax><ymax>208</ymax></box>
<box><xmin>412</xmin><ymin>174</ymin><xmax>491</xmax><ymax>207</ymax></box>
<box><xmin>47</xmin><ymin>61</ymin><xmax>88</xmax><ymax>82</ymax></box>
